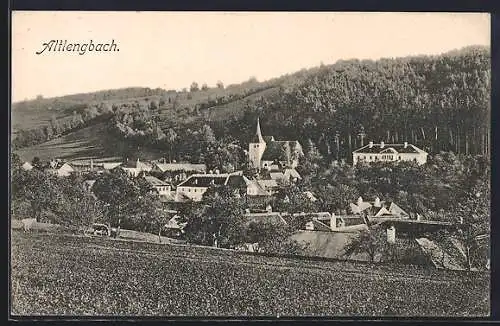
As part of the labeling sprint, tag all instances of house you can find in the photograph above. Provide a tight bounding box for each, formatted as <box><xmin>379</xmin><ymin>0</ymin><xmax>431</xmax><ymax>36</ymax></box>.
<box><xmin>162</xmin><ymin>215</ymin><xmax>187</xmax><ymax>238</ymax></box>
<box><xmin>119</xmin><ymin>158</ymin><xmax>152</xmax><ymax>177</ymax></box>
<box><xmin>144</xmin><ymin>175</ymin><xmax>172</xmax><ymax>196</ymax></box>
<box><xmin>70</xmin><ymin>159</ymin><xmax>122</xmax><ymax>174</ymax></box>
<box><xmin>256</xmin><ymin>179</ymin><xmax>279</xmax><ymax>195</ymax></box>
<box><xmin>292</xmin><ymin>212</ymin><xmax>368</xmax><ymax>232</ymax></box>
<box><xmin>151</xmin><ymin>162</ymin><xmax>207</xmax><ymax>174</ymax></box>
<box><xmin>151</xmin><ymin>162</ymin><xmax>207</xmax><ymax>184</ymax></box>
<box><xmin>349</xmin><ymin>197</ymin><xmax>409</xmax><ymax>219</ymax></box>
<box><xmin>255</xmin><ymin>167</ymin><xmax>301</xmax><ymax>195</ymax></box>
<box><xmin>46</xmin><ymin>160</ymin><xmax>75</xmax><ymax>177</ymax></box>
<box><xmin>176</xmin><ymin>171</ymin><xmax>269</xmax><ymax>201</ymax></box>
<box><xmin>248</xmin><ymin>118</ymin><xmax>304</xmax><ymax>170</ymax></box>
<box><xmin>352</xmin><ymin>141</ymin><xmax>428</xmax><ymax>166</ymax></box>
<box><xmin>21</xmin><ymin>162</ymin><xmax>33</xmax><ymax>171</ymax></box>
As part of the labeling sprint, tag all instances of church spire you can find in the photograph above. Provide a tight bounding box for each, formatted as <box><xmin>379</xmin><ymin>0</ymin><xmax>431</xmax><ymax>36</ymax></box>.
<box><xmin>253</xmin><ymin>117</ymin><xmax>265</xmax><ymax>143</ymax></box>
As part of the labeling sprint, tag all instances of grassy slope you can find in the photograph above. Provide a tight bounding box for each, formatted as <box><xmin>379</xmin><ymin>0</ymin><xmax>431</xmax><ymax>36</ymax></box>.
<box><xmin>14</xmin><ymin>122</ymin><xmax>120</xmax><ymax>162</ymax></box>
<box><xmin>13</xmin><ymin>85</ymin><xmax>280</xmax><ymax>162</ymax></box>
<box><xmin>14</xmin><ymin>121</ymin><xmax>169</xmax><ymax>163</ymax></box>
<box><xmin>11</xmin><ymin>232</ymin><xmax>489</xmax><ymax>316</ymax></box>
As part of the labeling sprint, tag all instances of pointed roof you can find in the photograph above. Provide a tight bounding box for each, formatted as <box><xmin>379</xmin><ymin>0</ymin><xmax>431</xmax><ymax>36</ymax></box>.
<box><xmin>252</xmin><ymin>117</ymin><xmax>265</xmax><ymax>143</ymax></box>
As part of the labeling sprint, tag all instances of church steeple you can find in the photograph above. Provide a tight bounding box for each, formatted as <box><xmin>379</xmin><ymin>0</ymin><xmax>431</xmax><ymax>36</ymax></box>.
<box><xmin>253</xmin><ymin>117</ymin><xmax>265</xmax><ymax>143</ymax></box>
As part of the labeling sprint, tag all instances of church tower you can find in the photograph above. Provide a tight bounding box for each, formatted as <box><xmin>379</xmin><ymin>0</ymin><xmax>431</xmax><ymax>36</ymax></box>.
<box><xmin>248</xmin><ymin>117</ymin><xmax>267</xmax><ymax>169</ymax></box>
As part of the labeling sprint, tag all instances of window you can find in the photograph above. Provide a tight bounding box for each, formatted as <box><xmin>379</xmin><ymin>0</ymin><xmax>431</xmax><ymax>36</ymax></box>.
<box><xmin>398</xmin><ymin>156</ymin><xmax>401</xmax><ymax>160</ymax></box>
<box><xmin>369</xmin><ymin>156</ymin><xmax>372</xmax><ymax>160</ymax></box>
<box><xmin>188</xmin><ymin>188</ymin><xmax>191</xmax><ymax>192</ymax></box>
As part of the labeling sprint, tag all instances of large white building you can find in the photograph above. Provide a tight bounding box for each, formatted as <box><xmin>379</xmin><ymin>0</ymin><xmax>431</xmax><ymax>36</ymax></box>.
<box><xmin>248</xmin><ymin>118</ymin><xmax>303</xmax><ymax>170</ymax></box>
<box><xmin>352</xmin><ymin>141</ymin><xmax>428</xmax><ymax>166</ymax></box>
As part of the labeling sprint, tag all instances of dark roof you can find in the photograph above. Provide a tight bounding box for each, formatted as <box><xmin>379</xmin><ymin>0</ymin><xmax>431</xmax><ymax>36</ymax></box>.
<box><xmin>144</xmin><ymin>176</ymin><xmax>170</xmax><ymax>186</ymax></box>
<box><xmin>263</xmin><ymin>136</ymin><xmax>275</xmax><ymax>143</ymax></box>
<box><xmin>371</xmin><ymin>218</ymin><xmax>457</xmax><ymax>235</ymax></box>
<box><xmin>122</xmin><ymin>159</ymin><xmax>152</xmax><ymax>169</ymax></box>
<box><xmin>154</xmin><ymin>163</ymin><xmax>206</xmax><ymax>172</ymax></box>
<box><xmin>261</xmin><ymin>140</ymin><xmax>302</xmax><ymax>161</ymax></box>
<box><xmin>178</xmin><ymin>175</ymin><xmax>228</xmax><ymax>187</ymax></box>
<box><xmin>226</xmin><ymin>175</ymin><xmax>249</xmax><ymax>188</ymax></box>
<box><xmin>353</xmin><ymin>143</ymin><xmax>425</xmax><ymax>154</ymax></box>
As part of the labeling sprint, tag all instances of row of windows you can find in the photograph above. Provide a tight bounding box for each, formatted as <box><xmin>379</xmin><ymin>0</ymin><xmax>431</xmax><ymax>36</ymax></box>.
<box><xmin>156</xmin><ymin>186</ymin><xmax>170</xmax><ymax>192</ymax></box>
<box><xmin>358</xmin><ymin>155</ymin><xmax>402</xmax><ymax>160</ymax></box>
<box><xmin>179</xmin><ymin>187</ymin><xmax>205</xmax><ymax>193</ymax></box>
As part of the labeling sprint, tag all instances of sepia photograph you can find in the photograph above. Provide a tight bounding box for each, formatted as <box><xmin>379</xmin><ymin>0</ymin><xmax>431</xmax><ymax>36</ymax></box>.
<box><xmin>10</xmin><ymin>11</ymin><xmax>491</xmax><ymax>317</ymax></box>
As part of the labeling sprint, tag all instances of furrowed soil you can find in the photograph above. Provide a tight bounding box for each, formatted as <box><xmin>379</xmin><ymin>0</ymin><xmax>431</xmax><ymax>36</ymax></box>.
<box><xmin>10</xmin><ymin>231</ymin><xmax>489</xmax><ymax>317</ymax></box>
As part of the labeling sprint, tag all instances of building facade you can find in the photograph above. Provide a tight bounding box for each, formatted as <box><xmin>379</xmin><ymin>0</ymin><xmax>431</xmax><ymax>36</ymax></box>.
<box><xmin>352</xmin><ymin>141</ymin><xmax>428</xmax><ymax>166</ymax></box>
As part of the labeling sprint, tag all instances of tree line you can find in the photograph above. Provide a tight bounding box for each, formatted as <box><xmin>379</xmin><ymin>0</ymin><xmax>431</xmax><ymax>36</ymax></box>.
<box><xmin>218</xmin><ymin>46</ymin><xmax>490</xmax><ymax>161</ymax></box>
<box><xmin>12</xmin><ymin>104</ymin><xmax>114</xmax><ymax>149</ymax></box>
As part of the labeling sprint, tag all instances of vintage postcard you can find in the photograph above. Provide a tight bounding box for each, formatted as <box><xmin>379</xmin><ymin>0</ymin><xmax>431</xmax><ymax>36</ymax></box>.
<box><xmin>10</xmin><ymin>11</ymin><xmax>491</xmax><ymax>317</ymax></box>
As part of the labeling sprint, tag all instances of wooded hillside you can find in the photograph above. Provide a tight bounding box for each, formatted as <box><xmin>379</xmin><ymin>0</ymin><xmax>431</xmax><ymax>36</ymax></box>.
<box><xmin>220</xmin><ymin>45</ymin><xmax>490</xmax><ymax>161</ymax></box>
<box><xmin>12</xmin><ymin>45</ymin><xmax>490</xmax><ymax>164</ymax></box>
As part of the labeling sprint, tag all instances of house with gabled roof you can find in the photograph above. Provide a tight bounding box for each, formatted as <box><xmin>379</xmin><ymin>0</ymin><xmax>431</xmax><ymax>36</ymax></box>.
<box><xmin>175</xmin><ymin>171</ymin><xmax>269</xmax><ymax>201</ymax></box>
<box><xmin>152</xmin><ymin>162</ymin><xmax>207</xmax><ymax>174</ymax></box>
<box><xmin>349</xmin><ymin>196</ymin><xmax>409</xmax><ymax>219</ymax></box>
<box><xmin>118</xmin><ymin>158</ymin><xmax>152</xmax><ymax>177</ymax></box>
<box><xmin>144</xmin><ymin>175</ymin><xmax>172</xmax><ymax>196</ymax></box>
<box><xmin>248</xmin><ymin>118</ymin><xmax>304</xmax><ymax>170</ymax></box>
<box><xmin>151</xmin><ymin>161</ymin><xmax>206</xmax><ymax>182</ymax></box>
<box><xmin>46</xmin><ymin>160</ymin><xmax>75</xmax><ymax>177</ymax></box>
<box><xmin>70</xmin><ymin>159</ymin><xmax>122</xmax><ymax>175</ymax></box>
<box><xmin>352</xmin><ymin>141</ymin><xmax>428</xmax><ymax>166</ymax></box>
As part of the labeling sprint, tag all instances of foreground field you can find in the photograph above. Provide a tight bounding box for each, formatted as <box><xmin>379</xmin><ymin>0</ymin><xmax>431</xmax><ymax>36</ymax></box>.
<box><xmin>11</xmin><ymin>231</ymin><xmax>489</xmax><ymax>317</ymax></box>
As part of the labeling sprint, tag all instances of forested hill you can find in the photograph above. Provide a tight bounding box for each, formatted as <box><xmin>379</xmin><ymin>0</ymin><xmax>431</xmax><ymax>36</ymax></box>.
<box><xmin>218</xmin><ymin>45</ymin><xmax>490</xmax><ymax>160</ymax></box>
<box><xmin>13</xmin><ymin>45</ymin><xmax>490</xmax><ymax>163</ymax></box>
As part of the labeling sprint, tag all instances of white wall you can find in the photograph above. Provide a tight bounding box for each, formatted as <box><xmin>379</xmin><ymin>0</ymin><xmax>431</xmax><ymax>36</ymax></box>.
<box><xmin>176</xmin><ymin>186</ymin><xmax>207</xmax><ymax>201</ymax></box>
<box><xmin>155</xmin><ymin>185</ymin><xmax>171</xmax><ymax>196</ymax></box>
<box><xmin>353</xmin><ymin>152</ymin><xmax>427</xmax><ymax>166</ymax></box>
<box><xmin>249</xmin><ymin>142</ymin><xmax>266</xmax><ymax>169</ymax></box>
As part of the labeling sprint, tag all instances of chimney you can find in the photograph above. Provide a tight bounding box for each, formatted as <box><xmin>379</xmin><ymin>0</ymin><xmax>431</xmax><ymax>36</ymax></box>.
<box><xmin>330</xmin><ymin>214</ymin><xmax>337</xmax><ymax>231</ymax></box>
<box><xmin>380</xmin><ymin>141</ymin><xmax>385</xmax><ymax>148</ymax></box>
<box><xmin>90</xmin><ymin>158</ymin><xmax>94</xmax><ymax>171</ymax></box>
<box><xmin>368</xmin><ymin>141</ymin><xmax>373</xmax><ymax>148</ymax></box>
<box><xmin>404</xmin><ymin>142</ymin><xmax>408</xmax><ymax>148</ymax></box>
<box><xmin>387</xmin><ymin>226</ymin><xmax>396</xmax><ymax>244</ymax></box>
<box><xmin>374</xmin><ymin>197</ymin><xmax>381</xmax><ymax>208</ymax></box>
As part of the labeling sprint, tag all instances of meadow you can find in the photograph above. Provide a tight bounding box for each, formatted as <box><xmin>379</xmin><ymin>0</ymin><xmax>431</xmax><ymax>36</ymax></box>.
<box><xmin>11</xmin><ymin>231</ymin><xmax>489</xmax><ymax>317</ymax></box>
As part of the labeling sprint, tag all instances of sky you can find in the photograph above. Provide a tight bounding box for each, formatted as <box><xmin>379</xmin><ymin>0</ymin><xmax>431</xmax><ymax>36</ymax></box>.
<box><xmin>11</xmin><ymin>12</ymin><xmax>490</xmax><ymax>102</ymax></box>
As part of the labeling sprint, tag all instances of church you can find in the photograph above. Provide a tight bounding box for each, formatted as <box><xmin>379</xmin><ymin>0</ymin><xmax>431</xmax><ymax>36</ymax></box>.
<box><xmin>248</xmin><ymin>118</ymin><xmax>303</xmax><ymax>170</ymax></box>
